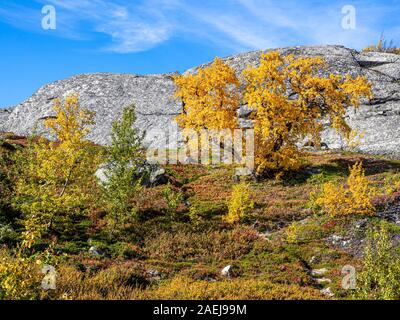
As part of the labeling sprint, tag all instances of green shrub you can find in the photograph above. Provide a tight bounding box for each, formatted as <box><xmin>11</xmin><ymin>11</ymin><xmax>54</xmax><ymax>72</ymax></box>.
<box><xmin>109</xmin><ymin>242</ymin><xmax>144</xmax><ymax>260</ymax></box>
<box><xmin>0</xmin><ymin>224</ymin><xmax>18</xmax><ymax>244</ymax></box>
<box><xmin>100</xmin><ymin>105</ymin><xmax>145</xmax><ymax>234</ymax></box>
<box><xmin>355</xmin><ymin>222</ymin><xmax>400</xmax><ymax>300</ymax></box>
<box><xmin>162</xmin><ymin>183</ymin><xmax>184</xmax><ymax>220</ymax></box>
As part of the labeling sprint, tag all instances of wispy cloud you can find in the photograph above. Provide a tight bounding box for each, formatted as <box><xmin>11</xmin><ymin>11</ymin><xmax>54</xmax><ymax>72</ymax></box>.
<box><xmin>40</xmin><ymin>0</ymin><xmax>174</xmax><ymax>52</ymax></box>
<box><xmin>0</xmin><ymin>0</ymin><xmax>399</xmax><ymax>53</ymax></box>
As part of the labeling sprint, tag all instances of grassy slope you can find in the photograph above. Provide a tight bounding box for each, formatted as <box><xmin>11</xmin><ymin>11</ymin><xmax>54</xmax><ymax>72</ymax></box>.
<box><xmin>2</xmin><ymin>134</ymin><xmax>400</xmax><ymax>300</ymax></box>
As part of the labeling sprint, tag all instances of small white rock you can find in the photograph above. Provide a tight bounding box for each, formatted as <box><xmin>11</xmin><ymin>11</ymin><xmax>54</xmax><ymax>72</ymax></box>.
<box><xmin>147</xmin><ymin>269</ymin><xmax>162</xmax><ymax>281</ymax></box>
<box><xmin>316</xmin><ymin>278</ymin><xmax>332</xmax><ymax>284</ymax></box>
<box><xmin>311</xmin><ymin>268</ymin><xmax>328</xmax><ymax>276</ymax></box>
<box><xmin>309</xmin><ymin>256</ymin><xmax>317</xmax><ymax>264</ymax></box>
<box><xmin>221</xmin><ymin>265</ymin><xmax>232</xmax><ymax>277</ymax></box>
<box><xmin>257</xmin><ymin>231</ymin><xmax>272</xmax><ymax>241</ymax></box>
<box><xmin>89</xmin><ymin>246</ymin><xmax>100</xmax><ymax>256</ymax></box>
<box><xmin>320</xmin><ymin>287</ymin><xmax>335</xmax><ymax>298</ymax></box>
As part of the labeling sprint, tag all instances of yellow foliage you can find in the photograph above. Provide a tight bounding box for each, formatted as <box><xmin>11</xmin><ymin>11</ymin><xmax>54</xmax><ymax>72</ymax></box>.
<box><xmin>346</xmin><ymin>129</ymin><xmax>365</xmax><ymax>150</ymax></box>
<box><xmin>12</xmin><ymin>94</ymin><xmax>101</xmax><ymax>247</ymax></box>
<box><xmin>243</xmin><ymin>52</ymin><xmax>373</xmax><ymax>172</ymax></box>
<box><xmin>174</xmin><ymin>52</ymin><xmax>373</xmax><ymax>173</ymax></box>
<box><xmin>45</xmin><ymin>95</ymin><xmax>95</xmax><ymax>147</ymax></box>
<box><xmin>362</xmin><ymin>45</ymin><xmax>377</xmax><ymax>53</ymax></box>
<box><xmin>286</xmin><ymin>222</ymin><xmax>300</xmax><ymax>244</ymax></box>
<box><xmin>0</xmin><ymin>248</ymin><xmax>40</xmax><ymax>300</ymax></box>
<box><xmin>174</xmin><ymin>57</ymin><xmax>240</xmax><ymax>131</ymax></box>
<box><xmin>361</xmin><ymin>45</ymin><xmax>400</xmax><ymax>54</ymax></box>
<box><xmin>362</xmin><ymin>34</ymin><xmax>400</xmax><ymax>55</ymax></box>
<box><xmin>54</xmin><ymin>268</ymin><xmax>323</xmax><ymax>300</ymax></box>
<box><xmin>224</xmin><ymin>182</ymin><xmax>254</xmax><ymax>224</ymax></box>
<box><xmin>313</xmin><ymin>162</ymin><xmax>375</xmax><ymax>216</ymax></box>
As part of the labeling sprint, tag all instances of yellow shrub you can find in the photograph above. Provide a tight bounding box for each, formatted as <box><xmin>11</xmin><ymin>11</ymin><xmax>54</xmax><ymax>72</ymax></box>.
<box><xmin>0</xmin><ymin>248</ymin><xmax>41</xmax><ymax>300</ymax></box>
<box><xmin>346</xmin><ymin>129</ymin><xmax>365</xmax><ymax>150</ymax></box>
<box><xmin>55</xmin><ymin>264</ymin><xmax>146</xmax><ymax>300</ymax></box>
<box><xmin>12</xmin><ymin>94</ymin><xmax>101</xmax><ymax>247</ymax></box>
<box><xmin>174</xmin><ymin>58</ymin><xmax>240</xmax><ymax>131</ymax></box>
<box><xmin>224</xmin><ymin>182</ymin><xmax>254</xmax><ymax>224</ymax></box>
<box><xmin>286</xmin><ymin>222</ymin><xmax>300</xmax><ymax>244</ymax></box>
<box><xmin>313</xmin><ymin>162</ymin><xmax>375</xmax><ymax>216</ymax></box>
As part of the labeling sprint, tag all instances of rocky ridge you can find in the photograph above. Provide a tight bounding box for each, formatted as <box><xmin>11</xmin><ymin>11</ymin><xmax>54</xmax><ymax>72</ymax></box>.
<box><xmin>1</xmin><ymin>45</ymin><xmax>400</xmax><ymax>157</ymax></box>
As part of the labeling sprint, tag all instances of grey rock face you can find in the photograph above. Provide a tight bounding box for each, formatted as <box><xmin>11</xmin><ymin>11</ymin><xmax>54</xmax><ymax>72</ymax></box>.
<box><xmin>0</xmin><ymin>108</ymin><xmax>12</xmax><ymax>132</ymax></box>
<box><xmin>2</xmin><ymin>45</ymin><xmax>400</xmax><ymax>158</ymax></box>
<box><xmin>2</xmin><ymin>73</ymin><xmax>182</xmax><ymax>149</ymax></box>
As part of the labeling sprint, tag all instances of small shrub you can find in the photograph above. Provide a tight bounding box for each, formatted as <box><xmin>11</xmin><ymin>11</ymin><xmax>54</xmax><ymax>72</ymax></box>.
<box><xmin>0</xmin><ymin>151</ymin><xmax>15</xmax><ymax>225</ymax></box>
<box><xmin>0</xmin><ymin>248</ymin><xmax>41</xmax><ymax>300</ymax></box>
<box><xmin>109</xmin><ymin>242</ymin><xmax>144</xmax><ymax>260</ymax></box>
<box><xmin>55</xmin><ymin>263</ymin><xmax>148</xmax><ymax>300</ymax></box>
<box><xmin>286</xmin><ymin>222</ymin><xmax>300</xmax><ymax>244</ymax></box>
<box><xmin>0</xmin><ymin>224</ymin><xmax>18</xmax><ymax>244</ymax></box>
<box><xmin>224</xmin><ymin>182</ymin><xmax>254</xmax><ymax>224</ymax></box>
<box><xmin>312</xmin><ymin>162</ymin><xmax>375</xmax><ymax>217</ymax></box>
<box><xmin>188</xmin><ymin>205</ymin><xmax>203</xmax><ymax>225</ymax></box>
<box><xmin>162</xmin><ymin>183</ymin><xmax>184</xmax><ymax>220</ymax></box>
<box><xmin>355</xmin><ymin>222</ymin><xmax>400</xmax><ymax>300</ymax></box>
<box><xmin>144</xmin><ymin>225</ymin><xmax>264</xmax><ymax>263</ymax></box>
<box><xmin>188</xmin><ymin>200</ymin><xmax>226</xmax><ymax>225</ymax></box>
<box><xmin>382</xmin><ymin>171</ymin><xmax>400</xmax><ymax>195</ymax></box>
<box><xmin>100</xmin><ymin>105</ymin><xmax>145</xmax><ymax>234</ymax></box>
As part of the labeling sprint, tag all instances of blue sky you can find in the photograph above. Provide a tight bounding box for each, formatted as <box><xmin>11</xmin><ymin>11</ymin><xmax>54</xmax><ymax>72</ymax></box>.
<box><xmin>1</xmin><ymin>0</ymin><xmax>400</xmax><ymax>108</ymax></box>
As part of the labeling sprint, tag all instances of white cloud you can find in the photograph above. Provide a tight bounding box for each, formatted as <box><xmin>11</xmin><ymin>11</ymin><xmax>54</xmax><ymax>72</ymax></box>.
<box><xmin>230</xmin><ymin>0</ymin><xmax>382</xmax><ymax>49</ymax></box>
<box><xmin>38</xmin><ymin>0</ymin><xmax>174</xmax><ymax>52</ymax></box>
<box><xmin>195</xmin><ymin>13</ymin><xmax>277</xmax><ymax>50</ymax></box>
<box><xmin>97</xmin><ymin>20</ymin><xmax>171</xmax><ymax>53</ymax></box>
<box><xmin>0</xmin><ymin>0</ymin><xmax>398</xmax><ymax>53</ymax></box>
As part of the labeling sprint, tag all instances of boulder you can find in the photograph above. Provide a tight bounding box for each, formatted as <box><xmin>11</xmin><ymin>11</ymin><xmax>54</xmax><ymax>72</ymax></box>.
<box><xmin>95</xmin><ymin>161</ymin><xmax>167</xmax><ymax>187</ymax></box>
